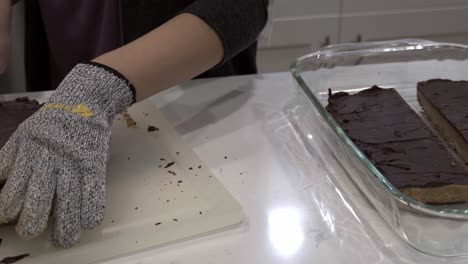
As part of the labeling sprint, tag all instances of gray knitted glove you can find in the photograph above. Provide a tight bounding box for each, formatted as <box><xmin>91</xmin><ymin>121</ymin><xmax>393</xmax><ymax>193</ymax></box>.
<box><xmin>0</xmin><ymin>62</ymin><xmax>135</xmax><ymax>247</ymax></box>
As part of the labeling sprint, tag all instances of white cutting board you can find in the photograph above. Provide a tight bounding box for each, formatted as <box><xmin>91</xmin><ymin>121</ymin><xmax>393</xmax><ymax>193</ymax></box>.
<box><xmin>0</xmin><ymin>95</ymin><xmax>244</xmax><ymax>264</ymax></box>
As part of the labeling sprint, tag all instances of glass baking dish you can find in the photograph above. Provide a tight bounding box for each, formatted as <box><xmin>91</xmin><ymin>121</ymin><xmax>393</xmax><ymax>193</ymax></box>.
<box><xmin>289</xmin><ymin>39</ymin><xmax>468</xmax><ymax>257</ymax></box>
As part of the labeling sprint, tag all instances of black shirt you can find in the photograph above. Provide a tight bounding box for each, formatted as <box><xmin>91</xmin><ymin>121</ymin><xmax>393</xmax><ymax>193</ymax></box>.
<box><xmin>23</xmin><ymin>0</ymin><xmax>269</xmax><ymax>91</ymax></box>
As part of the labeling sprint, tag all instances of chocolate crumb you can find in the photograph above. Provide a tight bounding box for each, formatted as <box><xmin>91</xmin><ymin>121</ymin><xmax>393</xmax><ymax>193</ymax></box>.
<box><xmin>166</xmin><ymin>200</ymin><xmax>170</xmax><ymax>203</ymax></box>
<box><xmin>173</xmin><ymin>219</ymin><xmax>178</xmax><ymax>222</ymax></box>
<box><xmin>177</xmin><ymin>180</ymin><xmax>183</xmax><ymax>184</ymax></box>
<box><xmin>147</xmin><ymin>125</ymin><xmax>159</xmax><ymax>132</ymax></box>
<box><xmin>188</xmin><ymin>167</ymin><xmax>193</xmax><ymax>170</ymax></box>
<box><xmin>168</xmin><ymin>170</ymin><xmax>176</xmax><ymax>176</ymax></box>
<box><xmin>135</xmin><ymin>207</ymin><xmax>138</xmax><ymax>210</ymax></box>
<box><xmin>0</xmin><ymin>254</ymin><xmax>30</xmax><ymax>264</ymax></box>
<box><xmin>127</xmin><ymin>157</ymin><xmax>131</xmax><ymax>160</ymax></box>
<box><xmin>155</xmin><ymin>222</ymin><xmax>161</xmax><ymax>226</ymax></box>
<box><xmin>176</xmin><ymin>152</ymin><xmax>180</xmax><ymax>155</ymax></box>
<box><xmin>164</xmin><ymin>162</ymin><xmax>175</xmax><ymax>168</ymax></box>
<box><xmin>224</xmin><ymin>156</ymin><xmax>227</xmax><ymax>159</ymax></box>
<box><xmin>111</xmin><ymin>220</ymin><xmax>115</xmax><ymax>223</ymax></box>
<box><xmin>199</xmin><ymin>211</ymin><xmax>203</xmax><ymax>215</ymax></box>
<box><xmin>122</xmin><ymin>112</ymin><xmax>137</xmax><ymax>128</ymax></box>
<box><xmin>198</xmin><ymin>165</ymin><xmax>202</xmax><ymax>169</ymax></box>
<box><xmin>160</xmin><ymin>158</ymin><xmax>166</xmax><ymax>161</ymax></box>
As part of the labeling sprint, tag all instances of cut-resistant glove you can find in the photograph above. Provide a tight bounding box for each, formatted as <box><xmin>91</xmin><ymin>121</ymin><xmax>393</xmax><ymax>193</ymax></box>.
<box><xmin>0</xmin><ymin>61</ymin><xmax>135</xmax><ymax>247</ymax></box>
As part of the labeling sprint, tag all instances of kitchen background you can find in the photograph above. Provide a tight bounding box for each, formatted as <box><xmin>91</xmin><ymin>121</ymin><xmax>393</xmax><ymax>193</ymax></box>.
<box><xmin>2</xmin><ymin>0</ymin><xmax>468</xmax><ymax>93</ymax></box>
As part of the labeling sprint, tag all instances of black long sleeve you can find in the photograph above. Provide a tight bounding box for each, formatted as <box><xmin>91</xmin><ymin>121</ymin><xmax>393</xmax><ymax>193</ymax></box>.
<box><xmin>183</xmin><ymin>0</ymin><xmax>268</xmax><ymax>64</ymax></box>
<box><xmin>24</xmin><ymin>0</ymin><xmax>269</xmax><ymax>92</ymax></box>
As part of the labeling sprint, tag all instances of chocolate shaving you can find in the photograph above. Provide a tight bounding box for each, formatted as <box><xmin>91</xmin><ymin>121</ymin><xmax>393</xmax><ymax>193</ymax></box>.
<box><xmin>0</xmin><ymin>254</ymin><xmax>30</xmax><ymax>264</ymax></box>
<box><xmin>164</xmin><ymin>162</ymin><xmax>175</xmax><ymax>168</ymax></box>
<box><xmin>147</xmin><ymin>125</ymin><xmax>159</xmax><ymax>132</ymax></box>
<box><xmin>122</xmin><ymin>112</ymin><xmax>137</xmax><ymax>128</ymax></box>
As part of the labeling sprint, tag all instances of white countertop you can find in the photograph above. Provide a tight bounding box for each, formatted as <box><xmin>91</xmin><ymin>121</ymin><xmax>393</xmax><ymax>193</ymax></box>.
<box><xmin>96</xmin><ymin>71</ymin><xmax>468</xmax><ymax>264</ymax></box>
<box><xmin>110</xmin><ymin>72</ymin><xmax>351</xmax><ymax>264</ymax></box>
<box><xmin>98</xmin><ymin>72</ymin><xmax>468</xmax><ymax>264</ymax></box>
<box><xmin>6</xmin><ymin>72</ymin><xmax>466</xmax><ymax>263</ymax></box>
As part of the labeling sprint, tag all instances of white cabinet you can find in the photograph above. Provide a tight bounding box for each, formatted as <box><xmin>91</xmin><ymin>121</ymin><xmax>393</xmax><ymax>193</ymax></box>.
<box><xmin>270</xmin><ymin>17</ymin><xmax>338</xmax><ymax>48</ymax></box>
<box><xmin>257</xmin><ymin>0</ymin><xmax>468</xmax><ymax>73</ymax></box>
<box><xmin>340</xmin><ymin>7</ymin><xmax>468</xmax><ymax>43</ymax></box>
<box><xmin>258</xmin><ymin>0</ymin><xmax>340</xmax><ymax>72</ymax></box>
<box><xmin>262</xmin><ymin>0</ymin><xmax>340</xmax><ymax>48</ymax></box>
<box><xmin>340</xmin><ymin>0</ymin><xmax>468</xmax><ymax>44</ymax></box>
<box><xmin>342</xmin><ymin>0</ymin><xmax>468</xmax><ymax>13</ymax></box>
<box><xmin>272</xmin><ymin>0</ymin><xmax>339</xmax><ymax>17</ymax></box>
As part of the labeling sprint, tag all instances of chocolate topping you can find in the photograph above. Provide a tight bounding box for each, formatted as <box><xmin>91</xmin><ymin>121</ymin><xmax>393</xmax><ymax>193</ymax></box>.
<box><xmin>326</xmin><ymin>86</ymin><xmax>468</xmax><ymax>189</ymax></box>
<box><xmin>0</xmin><ymin>98</ymin><xmax>41</xmax><ymax>148</ymax></box>
<box><xmin>0</xmin><ymin>98</ymin><xmax>41</xmax><ymax>190</ymax></box>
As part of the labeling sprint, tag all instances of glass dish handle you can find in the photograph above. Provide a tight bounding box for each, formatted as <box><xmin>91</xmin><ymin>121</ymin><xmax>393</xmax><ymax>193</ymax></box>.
<box><xmin>318</xmin><ymin>39</ymin><xmax>437</xmax><ymax>55</ymax></box>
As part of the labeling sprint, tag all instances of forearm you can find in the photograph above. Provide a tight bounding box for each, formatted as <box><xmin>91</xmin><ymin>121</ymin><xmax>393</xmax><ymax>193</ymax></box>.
<box><xmin>94</xmin><ymin>13</ymin><xmax>223</xmax><ymax>102</ymax></box>
<box><xmin>0</xmin><ymin>0</ymin><xmax>11</xmax><ymax>35</ymax></box>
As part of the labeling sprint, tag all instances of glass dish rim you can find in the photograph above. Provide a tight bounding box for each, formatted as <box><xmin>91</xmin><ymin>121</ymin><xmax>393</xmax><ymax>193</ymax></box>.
<box><xmin>290</xmin><ymin>38</ymin><xmax>468</xmax><ymax>218</ymax></box>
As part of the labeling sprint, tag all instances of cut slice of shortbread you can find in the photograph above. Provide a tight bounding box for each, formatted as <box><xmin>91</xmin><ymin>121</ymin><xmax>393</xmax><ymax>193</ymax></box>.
<box><xmin>418</xmin><ymin>79</ymin><xmax>468</xmax><ymax>165</ymax></box>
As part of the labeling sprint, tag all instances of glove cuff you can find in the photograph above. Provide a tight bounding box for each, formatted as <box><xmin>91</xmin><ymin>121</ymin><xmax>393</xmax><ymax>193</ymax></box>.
<box><xmin>85</xmin><ymin>61</ymin><xmax>136</xmax><ymax>104</ymax></box>
<box><xmin>47</xmin><ymin>62</ymin><xmax>136</xmax><ymax>122</ymax></box>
